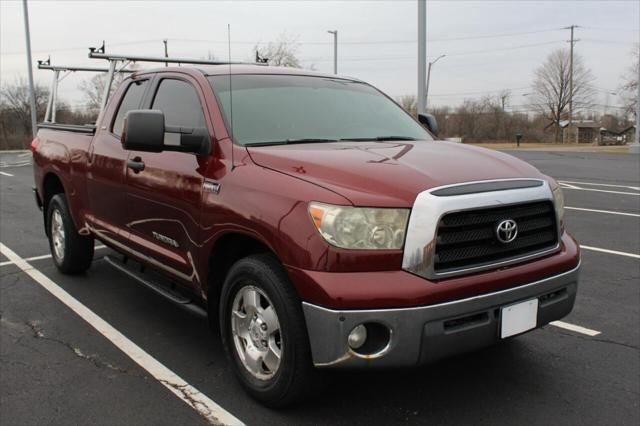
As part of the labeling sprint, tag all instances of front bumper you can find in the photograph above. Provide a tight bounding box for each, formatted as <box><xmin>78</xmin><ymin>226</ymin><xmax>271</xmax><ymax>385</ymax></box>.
<box><xmin>302</xmin><ymin>263</ymin><xmax>580</xmax><ymax>368</ymax></box>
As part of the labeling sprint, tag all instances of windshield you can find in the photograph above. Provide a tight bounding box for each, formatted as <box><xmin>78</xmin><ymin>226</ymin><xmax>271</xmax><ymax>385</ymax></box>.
<box><xmin>208</xmin><ymin>74</ymin><xmax>433</xmax><ymax>146</ymax></box>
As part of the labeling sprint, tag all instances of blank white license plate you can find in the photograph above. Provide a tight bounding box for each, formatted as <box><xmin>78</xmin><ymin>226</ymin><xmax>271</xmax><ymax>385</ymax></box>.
<box><xmin>500</xmin><ymin>298</ymin><xmax>538</xmax><ymax>338</ymax></box>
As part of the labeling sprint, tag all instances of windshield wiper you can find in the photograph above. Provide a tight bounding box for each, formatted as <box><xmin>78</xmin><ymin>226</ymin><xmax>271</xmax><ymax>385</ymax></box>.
<box><xmin>286</xmin><ymin>138</ymin><xmax>340</xmax><ymax>144</ymax></box>
<box><xmin>340</xmin><ymin>136</ymin><xmax>418</xmax><ymax>141</ymax></box>
<box><xmin>247</xmin><ymin>138</ymin><xmax>339</xmax><ymax>146</ymax></box>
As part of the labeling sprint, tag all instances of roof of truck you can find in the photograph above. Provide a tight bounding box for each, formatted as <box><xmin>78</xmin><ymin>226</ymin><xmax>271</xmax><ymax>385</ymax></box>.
<box><xmin>134</xmin><ymin>64</ymin><xmax>359</xmax><ymax>81</ymax></box>
<box><xmin>200</xmin><ymin>64</ymin><xmax>346</xmax><ymax>78</ymax></box>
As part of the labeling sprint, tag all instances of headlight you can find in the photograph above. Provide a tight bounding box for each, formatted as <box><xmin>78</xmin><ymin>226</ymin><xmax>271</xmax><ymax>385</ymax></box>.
<box><xmin>308</xmin><ymin>202</ymin><xmax>409</xmax><ymax>249</ymax></box>
<box><xmin>552</xmin><ymin>184</ymin><xmax>565</xmax><ymax>225</ymax></box>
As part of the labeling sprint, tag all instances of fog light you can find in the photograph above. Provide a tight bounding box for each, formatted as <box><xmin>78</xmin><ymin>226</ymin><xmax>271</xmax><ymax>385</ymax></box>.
<box><xmin>348</xmin><ymin>324</ymin><xmax>367</xmax><ymax>349</ymax></box>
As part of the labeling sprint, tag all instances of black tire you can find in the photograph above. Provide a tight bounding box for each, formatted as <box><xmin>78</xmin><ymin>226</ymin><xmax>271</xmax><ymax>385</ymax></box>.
<box><xmin>219</xmin><ymin>253</ymin><xmax>323</xmax><ymax>407</ymax></box>
<box><xmin>46</xmin><ymin>194</ymin><xmax>94</xmax><ymax>274</ymax></box>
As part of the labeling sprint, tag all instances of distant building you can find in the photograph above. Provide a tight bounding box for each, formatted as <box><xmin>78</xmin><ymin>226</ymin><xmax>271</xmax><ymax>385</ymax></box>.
<box><xmin>560</xmin><ymin>120</ymin><xmax>601</xmax><ymax>144</ymax></box>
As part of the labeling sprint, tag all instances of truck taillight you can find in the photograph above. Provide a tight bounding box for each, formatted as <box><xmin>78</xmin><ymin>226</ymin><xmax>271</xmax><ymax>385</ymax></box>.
<box><xmin>30</xmin><ymin>138</ymin><xmax>39</xmax><ymax>154</ymax></box>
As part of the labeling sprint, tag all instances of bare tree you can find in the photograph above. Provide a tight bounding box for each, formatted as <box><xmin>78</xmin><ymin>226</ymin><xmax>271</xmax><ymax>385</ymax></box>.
<box><xmin>397</xmin><ymin>95</ymin><xmax>417</xmax><ymax>117</ymax></box>
<box><xmin>530</xmin><ymin>48</ymin><xmax>595</xmax><ymax>142</ymax></box>
<box><xmin>255</xmin><ymin>33</ymin><xmax>301</xmax><ymax>67</ymax></box>
<box><xmin>78</xmin><ymin>65</ymin><xmax>138</xmax><ymax>116</ymax></box>
<box><xmin>78</xmin><ymin>73</ymin><xmax>126</xmax><ymax>115</ymax></box>
<box><xmin>618</xmin><ymin>43</ymin><xmax>639</xmax><ymax>119</ymax></box>
<box><xmin>0</xmin><ymin>78</ymin><xmax>49</xmax><ymax>134</ymax></box>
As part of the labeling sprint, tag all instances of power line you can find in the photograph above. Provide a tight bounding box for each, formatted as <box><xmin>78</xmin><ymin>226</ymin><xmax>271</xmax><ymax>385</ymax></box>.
<box><xmin>163</xmin><ymin>29</ymin><xmax>566</xmax><ymax>46</ymax></box>
<box><xmin>581</xmin><ymin>38</ymin><xmax>638</xmax><ymax>45</ymax></box>
<box><xmin>445</xmin><ymin>40</ymin><xmax>564</xmax><ymax>57</ymax></box>
<box><xmin>299</xmin><ymin>40</ymin><xmax>565</xmax><ymax>63</ymax></box>
<box><xmin>582</xmin><ymin>26</ymin><xmax>640</xmax><ymax>33</ymax></box>
<box><xmin>428</xmin><ymin>27</ymin><xmax>565</xmax><ymax>42</ymax></box>
<box><xmin>0</xmin><ymin>26</ymin><xmax>576</xmax><ymax>57</ymax></box>
<box><xmin>1</xmin><ymin>39</ymin><xmax>163</xmax><ymax>56</ymax></box>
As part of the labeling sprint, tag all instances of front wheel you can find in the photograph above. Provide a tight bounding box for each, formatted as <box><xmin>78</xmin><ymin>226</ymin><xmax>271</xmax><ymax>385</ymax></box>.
<box><xmin>219</xmin><ymin>254</ymin><xmax>323</xmax><ymax>407</ymax></box>
<box><xmin>47</xmin><ymin>194</ymin><xmax>94</xmax><ymax>274</ymax></box>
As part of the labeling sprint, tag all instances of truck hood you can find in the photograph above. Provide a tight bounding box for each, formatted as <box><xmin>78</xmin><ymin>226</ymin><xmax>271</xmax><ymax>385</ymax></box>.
<box><xmin>246</xmin><ymin>140</ymin><xmax>545</xmax><ymax>207</ymax></box>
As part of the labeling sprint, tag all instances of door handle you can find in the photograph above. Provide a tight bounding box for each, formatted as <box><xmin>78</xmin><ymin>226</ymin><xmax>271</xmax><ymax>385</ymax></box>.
<box><xmin>127</xmin><ymin>158</ymin><xmax>145</xmax><ymax>172</ymax></box>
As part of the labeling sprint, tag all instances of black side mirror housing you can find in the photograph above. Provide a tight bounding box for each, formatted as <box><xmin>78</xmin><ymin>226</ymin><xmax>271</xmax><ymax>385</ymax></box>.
<box><xmin>122</xmin><ymin>110</ymin><xmax>209</xmax><ymax>155</ymax></box>
<box><xmin>122</xmin><ymin>110</ymin><xmax>165</xmax><ymax>152</ymax></box>
<box><xmin>418</xmin><ymin>113</ymin><xmax>439</xmax><ymax>137</ymax></box>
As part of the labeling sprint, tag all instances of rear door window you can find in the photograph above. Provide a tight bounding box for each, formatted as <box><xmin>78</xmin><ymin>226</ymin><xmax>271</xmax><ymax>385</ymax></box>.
<box><xmin>111</xmin><ymin>79</ymin><xmax>149</xmax><ymax>137</ymax></box>
<box><xmin>151</xmin><ymin>79</ymin><xmax>206</xmax><ymax>128</ymax></box>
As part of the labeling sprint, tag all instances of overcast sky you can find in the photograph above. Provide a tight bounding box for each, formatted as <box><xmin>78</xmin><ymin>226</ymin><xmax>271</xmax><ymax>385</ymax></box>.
<box><xmin>1</xmin><ymin>0</ymin><xmax>638</xmax><ymax>114</ymax></box>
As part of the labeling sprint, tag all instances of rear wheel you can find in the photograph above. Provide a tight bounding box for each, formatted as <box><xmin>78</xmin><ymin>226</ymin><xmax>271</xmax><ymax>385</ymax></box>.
<box><xmin>219</xmin><ymin>253</ymin><xmax>322</xmax><ymax>407</ymax></box>
<box><xmin>47</xmin><ymin>194</ymin><xmax>94</xmax><ymax>274</ymax></box>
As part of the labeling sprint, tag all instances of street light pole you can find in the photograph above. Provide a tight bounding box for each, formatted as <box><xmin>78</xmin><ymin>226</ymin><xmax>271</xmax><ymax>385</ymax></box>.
<box><xmin>417</xmin><ymin>0</ymin><xmax>426</xmax><ymax>115</ymax></box>
<box><xmin>22</xmin><ymin>0</ymin><xmax>38</xmax><ymax>138</ymax></box>
<box><xmin>425</xmin><ymin>54</ymin><xmax>445</xmax><ymax>110</ymax></box>
<box><xmin>327</xmin><ymin>30</ymin><xmax>338</xmax><ymax>74</ymax></box>
<box><xmin>630</xmin><ymin>44</ymin><xmax>640</xmax><ymax>153</ymax></box>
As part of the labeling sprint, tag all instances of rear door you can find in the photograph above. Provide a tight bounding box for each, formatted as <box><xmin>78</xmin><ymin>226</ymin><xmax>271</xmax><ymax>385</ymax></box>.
<box><xmin>86</xmin><ymin>77</ymin><xmax>150</xmax><ymax>245</ymax></box>
<box><xmin>123</xmin><ymin>75</ymin><xmax>211</xmax><ymax>290</ymax></box>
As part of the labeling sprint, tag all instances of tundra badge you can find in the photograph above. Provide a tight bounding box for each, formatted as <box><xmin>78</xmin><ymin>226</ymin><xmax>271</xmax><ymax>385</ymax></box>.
<box><xmin>152</xmin><ymin>231</ymin><xmax>179</xmax><ymax>248</ymax></box>
<box><xmin>203</xmin><ymin>179</ymin><xmax>221</xmax><ymax>194</ymax></box>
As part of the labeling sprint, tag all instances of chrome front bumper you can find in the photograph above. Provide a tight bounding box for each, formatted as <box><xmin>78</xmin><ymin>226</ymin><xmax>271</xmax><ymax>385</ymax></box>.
<box><xmin>302</xmin><ymin>263</ymin><xmax>580</xmax><ymax>368</ymax></box>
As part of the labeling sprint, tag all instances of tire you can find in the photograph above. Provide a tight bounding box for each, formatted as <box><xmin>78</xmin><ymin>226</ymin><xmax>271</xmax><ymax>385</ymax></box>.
<box><xmin>219</xmin><ymin>253</ymin><xmax>323</xmax><ymax>407</ymax></box>
<box><xmin>46</xmin><ymin>194</ymin><xmax>94</xmax><ymax>274</ymax></box>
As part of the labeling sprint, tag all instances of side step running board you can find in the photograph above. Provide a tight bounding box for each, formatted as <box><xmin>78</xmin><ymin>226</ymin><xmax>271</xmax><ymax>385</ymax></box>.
<box><xmin>104</xmin><ymin>255</ymin><xmax>207</xmax><ymax>317</ymax></box>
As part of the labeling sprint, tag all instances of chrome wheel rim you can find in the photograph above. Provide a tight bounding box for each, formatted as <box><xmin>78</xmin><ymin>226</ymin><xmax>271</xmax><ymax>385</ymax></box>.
<box><xmin>231</xmin><ymin>285</ymin><xmax>282</xmax><ymax>380</ymax></box>
<box><xmin>51</xmin><ymin>209</ymin><xmax>65</xmax><ymax>262</ymax></box>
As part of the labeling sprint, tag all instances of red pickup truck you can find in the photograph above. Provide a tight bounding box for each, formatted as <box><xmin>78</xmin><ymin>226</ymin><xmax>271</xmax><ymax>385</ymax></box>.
<box><xmin>32</xmin><ymin>64</ymin><xmax>580</xmax><ymax>406</ymax></box>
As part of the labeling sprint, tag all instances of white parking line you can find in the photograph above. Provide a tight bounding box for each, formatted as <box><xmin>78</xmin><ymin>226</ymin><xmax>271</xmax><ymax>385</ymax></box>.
<box><xmin>0</xmin><ymin>245</ymin><xmax>107</xmax><ymax>267</ymax></box>
<box><xmin>580</xmin><ymin>245</ymin><xmax>640</xmax><ymax>259</ymax></box>
<box><xmin>549</xmin><ymin>320</ymin><xmax>601</xmax><ymax>336</ymax></box>
<box><xmin>565</xmin><ymin>206</ymin><xmax>640</xmax><ymax>217</ymax></box>
<box><xmin>0</xmin><ymin>171</ymin><xmax>14</xmax><ymax>177</ymax></box>
<box><xmin>0</xmin><ymin>242</ymin><xmax>244</xmax><ymax>426</ymax></box>
<box><xmin>559</xmin><ymin>180</ymin><xmax>640</xmax><ymax>191</ymax></box>
<box><xmin>559</xmin><ymin>185</ymin><xmax>640</xmax><ymax>196</ymax></box>
<box><xmin>0</xmin><ymin>161</ymin><xmax>31</xmax><ymax>168</ymax></box>
<box><xmin>549</xmin><ymin>321</ymin><xmax>601</xmax><ymax>337</ymax></box>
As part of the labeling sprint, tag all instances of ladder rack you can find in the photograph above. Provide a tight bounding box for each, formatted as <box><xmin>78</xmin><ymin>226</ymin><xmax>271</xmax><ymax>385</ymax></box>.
<box><xmin>87</xmin><ymin>43</ymin><xmax>266</xmax><ymax>127</ymax></box>
<box><xmin>37</xmin><ymin>57</ymin><xmax>135</xmax><ymax>124</ymax></box>
<box><xmin>37</xmin><ymin>43</ymin><xmax>268</xmax><ymax>128</ymax></box>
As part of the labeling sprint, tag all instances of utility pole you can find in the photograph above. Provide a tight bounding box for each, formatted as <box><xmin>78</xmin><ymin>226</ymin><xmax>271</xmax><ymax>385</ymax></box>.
<box><xmin>566</xmin><ymin>25</ymin><xmax>579</xmax><ymax>126</ymax></box>
<box><xmin>327</xmin><ymin>30</ymin><xmax>338</xmax><ymax>74</ymax></box>
<box><xmin>163</xmin><ymin>39</ymin><xmax>168</xmax><ymax>67</ymax></box>
<box><xmin>631</xmin><ymin>42</ymin><xmax>640</xmax><ymax>153</ymax></box>
<box><xmin>22</xmin><ymin>0</ymin><xmax>38</xmax><ymax>138</ymax></box>
<box><xmin>417</xmin><ymin>0</ymin><xmax>426</xmax><ymax>115</ymax></box>
<box><xmin>425</xmin><ymin>54</ymin><xmax>445</xmax><ymax>110</ymax></box>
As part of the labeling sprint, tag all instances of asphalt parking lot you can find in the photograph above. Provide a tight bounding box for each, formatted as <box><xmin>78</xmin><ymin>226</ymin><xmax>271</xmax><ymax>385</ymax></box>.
<box><xmin>1</xmin><ymin>149</ymin><xmax>638</xmax><ymax>426</ymax></box>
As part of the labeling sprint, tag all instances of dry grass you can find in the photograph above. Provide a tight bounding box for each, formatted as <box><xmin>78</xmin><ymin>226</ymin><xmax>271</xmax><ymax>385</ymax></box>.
<box><xmin>467</xmin><ymin>142</ymin><xmax>631</xmax><ymax>153</ymax></box>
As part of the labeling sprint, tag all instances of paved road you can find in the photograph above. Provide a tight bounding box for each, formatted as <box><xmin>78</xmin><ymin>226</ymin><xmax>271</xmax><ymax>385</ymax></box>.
<box><xmin>1</xmin><ymin>149</ymin><xmax>638</xmax><ymax>425</ymax></box>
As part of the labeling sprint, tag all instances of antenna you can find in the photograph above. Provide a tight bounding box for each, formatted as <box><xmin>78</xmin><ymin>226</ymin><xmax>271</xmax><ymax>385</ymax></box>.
<box><xmin>228</xmin><ymin>24</ymin><xmax>235</xmax><ymax>170</ymax></box>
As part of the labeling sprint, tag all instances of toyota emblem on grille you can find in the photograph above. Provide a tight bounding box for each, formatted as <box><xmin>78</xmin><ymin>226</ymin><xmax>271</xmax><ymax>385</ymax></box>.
<box><xmin>496</xmin><ymin>219</ymin><xmax>518</xmax><ymax>243</ymax></box>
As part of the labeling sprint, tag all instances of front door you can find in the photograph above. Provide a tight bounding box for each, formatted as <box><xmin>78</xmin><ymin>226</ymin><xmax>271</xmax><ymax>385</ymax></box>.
<box><xmin>124</xmin><ymin>76</ymin><xmax>211</xmax><ymax>291</ymax></box>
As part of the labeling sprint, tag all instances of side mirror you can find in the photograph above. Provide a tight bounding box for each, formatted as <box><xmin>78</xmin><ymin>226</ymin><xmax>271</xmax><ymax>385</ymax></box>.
<box><xmin>122</xmin><ymin>110</ymin><xmax>209</xmax><ymax>155</ymax></box>
<box><xmin>418</xmin><ymin>113</ymin><xmax>439</xmax><ymax>137</ymax></box>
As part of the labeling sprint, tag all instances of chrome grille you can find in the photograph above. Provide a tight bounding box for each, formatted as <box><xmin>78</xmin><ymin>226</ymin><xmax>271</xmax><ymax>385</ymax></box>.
<box><xmin>433</xmin><ymin>201</ymin><xmax>558</xmax><ymax>273</ymax></box>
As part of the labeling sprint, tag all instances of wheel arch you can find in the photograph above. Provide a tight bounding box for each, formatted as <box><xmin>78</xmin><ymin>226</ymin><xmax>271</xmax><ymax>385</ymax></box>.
<box><xmin>42</xmin><ymin>172</ymin><xmax>66</xmax><ymax>236</ymax></box>
<box><xmin>206</xmin><ymin>232</ymin><xmax>278</xmax><ymax>323</ymax></box>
